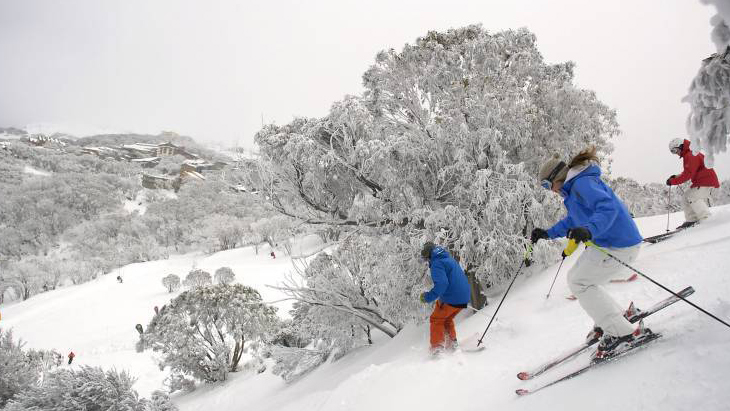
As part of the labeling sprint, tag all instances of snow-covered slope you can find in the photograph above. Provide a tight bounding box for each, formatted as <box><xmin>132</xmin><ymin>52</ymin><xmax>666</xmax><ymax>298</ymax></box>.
<box><xmin>2</xmin><ymin>208</ymin><xmax>729</xmax><ymax>410</ymax></box>
<box><xmin>0</xmin><ymin>237</ymin><xmax>323</xmax><ymax>397</ymax></box>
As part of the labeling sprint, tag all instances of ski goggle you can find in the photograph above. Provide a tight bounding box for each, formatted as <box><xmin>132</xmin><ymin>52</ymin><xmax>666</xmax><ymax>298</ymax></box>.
<box><xmin>670</xmin><ymin>146</ymin><xmax>681</xmax><ymax>155</ymax></box>
<box><xmin>540</xmin><ymin>161</ymin><xmax>566</xmax><ymax>190</ymax></box>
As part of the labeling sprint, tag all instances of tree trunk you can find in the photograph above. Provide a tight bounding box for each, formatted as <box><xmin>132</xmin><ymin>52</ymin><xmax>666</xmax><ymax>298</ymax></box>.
<box><xmin>465</xmin><ymin>265</ymin><xmax>487</xmax><ymax>309</ymax></box>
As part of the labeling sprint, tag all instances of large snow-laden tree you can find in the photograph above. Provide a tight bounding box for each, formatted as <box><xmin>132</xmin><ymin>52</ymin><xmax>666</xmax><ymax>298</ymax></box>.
<box><xmin>685</xmin><ymin>0</ymin><xmax>730</xmax><ymax>166</ymax></box>
<box><xmin>255</xmin><ymin>25</ymin><xmax>617</xmax><ymax>313</ymax></box>
<box><xmin>143</xmin><ymin>284</ymin><xmax>278</xmax><ymax>383</ymax></box>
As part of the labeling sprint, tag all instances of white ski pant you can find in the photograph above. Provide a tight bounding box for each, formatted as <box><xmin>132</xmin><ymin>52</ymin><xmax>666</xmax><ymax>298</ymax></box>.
<box><xmin>567</xmin><ymin>245</ymin><xmax>641</xmax><ymax>337</ymax></box>
<box><xmin>682</xmin><ymin>186</ymin><xmax>713</xmax><ymax>222</ymax></box>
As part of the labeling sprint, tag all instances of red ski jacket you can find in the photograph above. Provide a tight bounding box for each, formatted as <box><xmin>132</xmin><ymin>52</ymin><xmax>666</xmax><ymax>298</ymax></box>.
<box><xmin>668</xmin><ymin>140</ymin><xmax>720</xmax><ymax>188</ymax></box>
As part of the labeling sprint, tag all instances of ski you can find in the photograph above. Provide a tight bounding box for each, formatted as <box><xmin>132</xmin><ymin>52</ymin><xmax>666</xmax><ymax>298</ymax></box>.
<box><xmin>516</xmin><ymin>286</ymin><xmax>694</xmax><ymax>381</ymax></box>
<box><xmin>516</xmin><ymin>332</ymin><xmax>662</xmax><ymax>396</ymax></box>
<box><xmin>643</xmin><ymin>225</ymin><xmax>695</xmax><ymax>244</ymax></box>
<box><xmin>610</xmin><ymin>273</ymin><xmax>638</xmax><ymax>283</ymax></box>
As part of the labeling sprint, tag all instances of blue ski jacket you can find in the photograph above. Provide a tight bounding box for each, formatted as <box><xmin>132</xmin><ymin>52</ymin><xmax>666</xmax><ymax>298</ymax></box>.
<box><xmin>424</xmin><ymin>246</ymin><xmax>471</xmax><ymax>305</ymax></box>
<box><xmin>547</xmin><ymin>165</ymin><xmax>642</xmax><ymax>248</ymax></box>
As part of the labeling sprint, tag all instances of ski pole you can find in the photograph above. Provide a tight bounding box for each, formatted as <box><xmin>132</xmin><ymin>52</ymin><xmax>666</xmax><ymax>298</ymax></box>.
<box><xmin>544</xmin><ymin>240</ymin><xmax>583</xmax><ymax>299</ymax></box>
<box><xmin>477</xmin><ymin>244</ymin><xmax>532</xmax><ymax>347</ymax></box>
<box><xmin>666</xmin><ymin>187</ymin><xmax>671</xmax><ymax>233</ymax></box>
<box><xmin>545</xmin><ymin>256</ymin><xmax>565</xmax><ymax>299</ymax></box>
<box><xmin>586</xmin><ymin>241</ymin><xmax>730</xmax><ymax>330</ymax></box>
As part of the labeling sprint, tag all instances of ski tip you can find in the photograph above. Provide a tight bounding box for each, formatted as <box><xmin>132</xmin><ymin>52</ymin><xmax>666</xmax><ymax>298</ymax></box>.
<box><xmin>515</xmin><ymin>388</ymin><xmax>530</xmax><ymax>396</ymax></box>
<box><xmin>516</xmin><ymin>372</ymin><xmax>531</xmax><ymax>380</ymax></box>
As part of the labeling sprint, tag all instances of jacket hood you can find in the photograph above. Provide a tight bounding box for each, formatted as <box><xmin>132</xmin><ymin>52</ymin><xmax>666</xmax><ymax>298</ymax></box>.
<box><xmin>429</xmin><ymin>246</ymin><xmax>451</xmax><ymax>260</ymax></box>
<box><xmin>681</xmin><ymin>139</ymin><xmax>692</xmax><ymax>156</ymax></box>
<box><xmin>561</xmin><ymin>164</ymin><xmax>601</xmax><ymax>196</ymax></box>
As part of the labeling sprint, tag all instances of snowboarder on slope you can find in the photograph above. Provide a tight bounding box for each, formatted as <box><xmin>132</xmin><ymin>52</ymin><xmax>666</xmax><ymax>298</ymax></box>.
<box><xmin>67</xmin><ymin>351</ymin><xmax>75</xmax><ymax>365</ymax></box>
<box><xmin>530</xmin><ymin>147</ymin><xmax>655</xmax><ymax>360</ymax></box>
<box><xmin>666</xmin><ymin>138</ymin><xmax>720</xmax><ymax>229</ymax></box>
<box><xmin>419</xmin><ymin>242</ymin><xmax>470</xmax><ymax>354</ymax></box>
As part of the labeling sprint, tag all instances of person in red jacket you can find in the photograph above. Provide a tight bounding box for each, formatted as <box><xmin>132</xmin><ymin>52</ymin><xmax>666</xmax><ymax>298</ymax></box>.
<box><xmin>666</xmin><ymin>138</ymin><xmax>720</xmax><ymax>228</ymax></box>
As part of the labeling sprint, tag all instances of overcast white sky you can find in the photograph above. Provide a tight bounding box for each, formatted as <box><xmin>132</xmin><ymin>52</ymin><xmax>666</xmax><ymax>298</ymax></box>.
<box><xmin>0</xmin><ymin>0</ymin><xmax>727</xmax><ymax>183</ymax></box>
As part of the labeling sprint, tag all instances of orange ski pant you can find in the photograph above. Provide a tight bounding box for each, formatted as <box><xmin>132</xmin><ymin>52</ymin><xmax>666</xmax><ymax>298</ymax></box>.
<box><xmin>429</xmin><ymin>301</ymin><xmax>463</xmax><ymax>349</ymax></box>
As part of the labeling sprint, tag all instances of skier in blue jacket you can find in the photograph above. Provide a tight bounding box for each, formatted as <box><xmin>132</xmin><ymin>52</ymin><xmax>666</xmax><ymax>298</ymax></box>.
<box><xmin>531</xmin><ymin>147</ymin><xmax>655</xmax><ymax>360</ymax></box>
<box><xmin>419</xmin><ymin>242</ymin><xmax>470</xmax><ymax>354</ymax></box>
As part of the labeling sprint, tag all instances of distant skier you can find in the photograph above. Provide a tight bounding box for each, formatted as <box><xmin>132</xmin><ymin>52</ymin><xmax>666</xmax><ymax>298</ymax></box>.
<box><xmin>154</xmin><ymin>306</ymin><xmax>159</xmax><ymax>315</ymax></box>
<box><xmin>116</xmin><ymin>275</ymin><xmax>123</xmax><ymax>283</ymax></box>
<box><xmin>666</xmin><ymin>138</ymin><xmax>720</xmax><ymax>229</ymax></box>
<box><xmin>419</xmin><ymin>242</ymin><xmax>470</xmax><ymax>355</ymax></box>
<box><xmin>531</xmin><ymin>147</ymin><xmax>655</xmax><ymax>360</ymax></box>
<box><xmin>270</xmin><ymin>251</ymin><xmax>276</xmax><ymax>259</ymax></box>
<box><xmin>67</xmin><ymin>351</ymin><xmax>75</xmax><ymax>365</ymax></box>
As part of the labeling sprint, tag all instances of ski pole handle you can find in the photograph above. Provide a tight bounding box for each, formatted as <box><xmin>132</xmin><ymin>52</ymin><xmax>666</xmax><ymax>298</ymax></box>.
<box><xmin>562</xmin><ymin>239</ymin><xmax>580</xmax><ymax>257</ymax></box>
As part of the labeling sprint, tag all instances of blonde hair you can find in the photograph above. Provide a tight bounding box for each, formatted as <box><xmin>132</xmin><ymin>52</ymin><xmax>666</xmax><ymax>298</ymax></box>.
<box><xmin>568</xmin><ymin>146</ymin><xmax>599</xmax><ymax>169</ymax></box>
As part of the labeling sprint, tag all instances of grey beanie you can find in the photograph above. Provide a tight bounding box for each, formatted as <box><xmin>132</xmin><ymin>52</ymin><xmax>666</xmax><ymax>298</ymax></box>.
<box><xmin>538</xmin><ymin>154</ymin><xmax>568</xmax><ymax>183</ymax></box>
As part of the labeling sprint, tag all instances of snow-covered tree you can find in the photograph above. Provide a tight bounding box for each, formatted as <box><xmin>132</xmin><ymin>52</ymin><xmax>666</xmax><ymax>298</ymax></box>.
<box><xmin>145</xmin><ymin>390</ymin><xmax>179</xmax><ymax>411</ymax></box>
<box><xmin>182</xmin><ymin>269</ymin><xmax>212</xmax><ymax>289</ymax></box>
<box><xmin>274</xmin><ymin>235</ymin><xmax>426</xmax><ymax>341</ymax></box>
<box><xmin>249</xmin><ymin>215</ymin><xmax>295</xmax><ymax>249</ymax></box>
<box><xmin>255</xmin><ymin>25</ymin><xmax>616</xmax><ymax>313</ymax></box>
<box><xmin>199</xmin><ymin>214</ymin><xmax>245</xmax><ymax>252</ymax></box>
<box><xmin>162</xmin><ymin>274</ymin><xmax>181</xmax><ymax>293</ymax></box>
<box><xmin>4</xmin><ymin>366</ymin><xmax>147</xmax><ymax>411</ymax></box>
<box><xmin>214</xmin><ymin>267</ymin><xmax>236</xmax><ymax>285</ymax></box>
<box><xmin>142</xmin><ymin>284</ymin><xmax>278</xmax><ymax>382</ymax></box>
<box><xmin>0</xmin><ymin>329</ymin><xmax>41</xmax><ymax>407</ymax></box>
<box><xmin>685</xmin><ymin>0</ymin><xmax>730</xmax><ymax>165</ymax></box>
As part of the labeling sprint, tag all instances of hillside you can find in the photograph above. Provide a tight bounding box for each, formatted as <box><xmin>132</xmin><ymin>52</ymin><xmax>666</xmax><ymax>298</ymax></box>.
<box><xmin>2</xmin><ymin>207</ymin><xmax>730</xmax><ymax>410</ymax></box>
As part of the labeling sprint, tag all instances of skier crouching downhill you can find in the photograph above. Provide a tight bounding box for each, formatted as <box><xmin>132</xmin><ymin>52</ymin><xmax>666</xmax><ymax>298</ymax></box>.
<box><xmin>419</xmin><ymin>242</ymin><xmax>471</xmax><ymax>355</ymax></box>
<box><xmin>666</xmin><ymin>138</ymin><xmax>720</xmax><ymax>229</ymax></box>
<box><xmin>531</xmin><ymin>147</ymin><xmax>656</xmax><ymax>360</ymax></box>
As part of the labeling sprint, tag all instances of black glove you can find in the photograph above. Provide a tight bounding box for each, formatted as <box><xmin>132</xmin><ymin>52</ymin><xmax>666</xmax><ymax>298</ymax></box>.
<box><xmin>567</xmin><ymin>227</ymin><xmax>592</xmax><ymax>243</ymax></box>
<box><xmin>531</xmin><ymin>228</ymin><xmax>549</xmax><ymax>244</ymax></box>
<box><xmin>665</xmin><ymin>175</ymin><xmax>676</xmax><ymax>186</ymax></box>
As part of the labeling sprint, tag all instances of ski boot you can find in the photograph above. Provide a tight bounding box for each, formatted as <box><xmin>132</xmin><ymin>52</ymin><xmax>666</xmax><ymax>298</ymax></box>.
<box><xmin>591</xmin><ymin>320</ymin><xmax>655</xmax><ymax>362</ymax></box>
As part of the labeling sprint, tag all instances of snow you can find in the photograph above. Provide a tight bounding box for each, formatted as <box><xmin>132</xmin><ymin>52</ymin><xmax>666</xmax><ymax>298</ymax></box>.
<box><xmin>23</xmin><ymin>165</ymin><xmax>51</xmax><ymax>176</ymax></box>
<box><xmin>2</xmin><ymin>209</ymin><xmax>730</xmax><ymax>410</ymax></box>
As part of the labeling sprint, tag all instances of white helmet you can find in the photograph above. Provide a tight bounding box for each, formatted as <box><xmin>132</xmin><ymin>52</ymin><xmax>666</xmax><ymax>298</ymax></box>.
<box><xmin>668</xmin><ymin>138</ymin><xmax>684</xmax><ymax>152</ymax></box>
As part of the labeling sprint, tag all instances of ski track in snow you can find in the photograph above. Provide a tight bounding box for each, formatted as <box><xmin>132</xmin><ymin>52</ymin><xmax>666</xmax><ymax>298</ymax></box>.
<box><xmin>2</xmin><ymin>207</ymin><xmax>729</xmax><ymax>410</ymax></box>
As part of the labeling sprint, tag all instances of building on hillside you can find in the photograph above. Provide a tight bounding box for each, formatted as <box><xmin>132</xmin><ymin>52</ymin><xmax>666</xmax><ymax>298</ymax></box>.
<box><xmin>142</xmin><ymin>173</ymin><xmax>179</xmax><ymax>191</ymax></box>
<box><xmin>81</xmin><ymin>146</ymin><xmax>126</xmax><ymax>160</ymax></box>
<box><xmin>130</xmin><ymin>157</ymin><xmax>161</xmax><ymax>168</ymax></box>
<box><xmin>121</xmin><ymin>143</ymin><xmax>158</xmax><ymax>159</ymax></box>
<box><xmin>22</xmin><ymin>134</ymin><xmax>66</xmax><ymax>148</ymax></box>
<box><xmin>156</xmin><ymin>142</ymin><xmax>199</xmax><ymax>160</ymax></box>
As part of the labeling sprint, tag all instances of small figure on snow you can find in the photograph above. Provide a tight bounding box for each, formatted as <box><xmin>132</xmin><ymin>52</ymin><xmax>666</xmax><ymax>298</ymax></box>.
<box><xmin>154</xmin><ymin>305</ymin><xmax>159</xmax><ymax>315</ymax></box>
<box><xmin>531</xmin><ymin>147</ymin><xmax>655</xmax><ymax>360</ymax></box>
<box><xmin>67</xmin><ymin>351</ymin><xmax>75</xmax><ymax>365</ymax></box>
<box><xmin>270</xmin><ymin>251</ymin><xmax>276</xmax><ymax>259</ymax></box>
<box><xmin>666</xmin><ymin>138</ymin><xmax>720</xmax><ymax>229</ymax></box>
<box><xmin>419</xmin><ymin>242</ymin><xmax>471</xmax><ymax>355</ymax></box>
<box><xmin>116</xmin><ymin>275</ymin><xmax>123</xmax><ymax>284</ymax></box>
